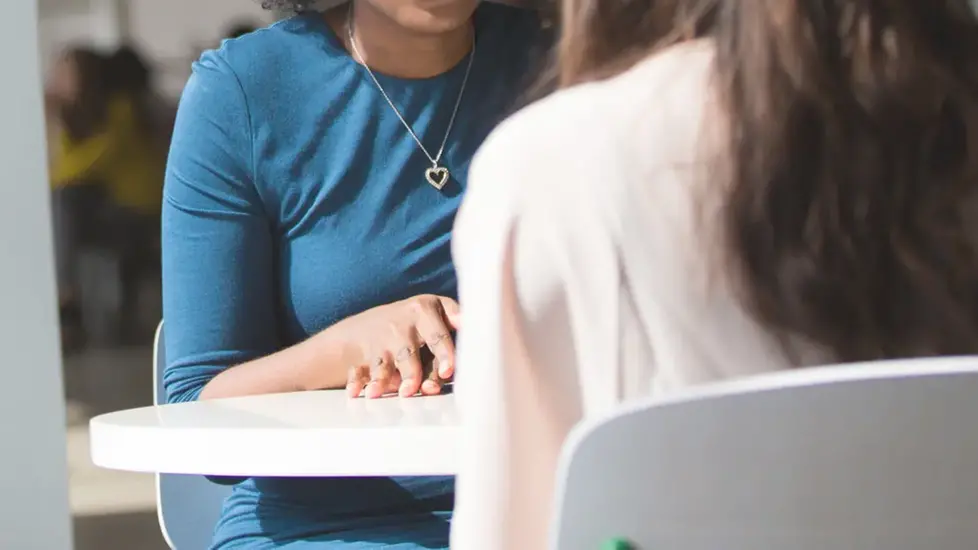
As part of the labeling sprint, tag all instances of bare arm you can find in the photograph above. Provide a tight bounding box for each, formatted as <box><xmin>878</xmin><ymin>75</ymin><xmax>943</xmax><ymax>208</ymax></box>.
<box><xmin>196</xmin><ymin>330</ymin><xmax>351</xmax><ymax>400</ymax></box>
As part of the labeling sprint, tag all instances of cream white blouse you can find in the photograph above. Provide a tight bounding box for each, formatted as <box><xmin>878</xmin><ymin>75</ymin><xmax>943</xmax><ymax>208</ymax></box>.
<box><xmin>450</xmin><ymin>41</ymin><xmax>806</xmax><ymax>549</ymax></box>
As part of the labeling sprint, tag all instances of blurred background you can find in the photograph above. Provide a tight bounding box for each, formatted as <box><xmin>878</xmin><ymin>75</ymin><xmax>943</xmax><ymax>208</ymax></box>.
<box><xmin>37</xmin><ymin>1</ymin><xmax>273</xmax><ymax>548</ymax></box>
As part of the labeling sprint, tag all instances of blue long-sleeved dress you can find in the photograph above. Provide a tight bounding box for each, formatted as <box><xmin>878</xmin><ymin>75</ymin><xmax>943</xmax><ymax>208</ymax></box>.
<box><xmin>161</xmin><ymin>4</ymin><xmax>543</xmax><ymax>548</ymax></box>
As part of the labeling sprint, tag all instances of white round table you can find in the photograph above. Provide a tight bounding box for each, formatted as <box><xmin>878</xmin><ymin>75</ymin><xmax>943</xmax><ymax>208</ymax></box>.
<box><xmin>89</xmin><ymin>391</ymin><xmax>458</xmax><ymax>477</ymax></box>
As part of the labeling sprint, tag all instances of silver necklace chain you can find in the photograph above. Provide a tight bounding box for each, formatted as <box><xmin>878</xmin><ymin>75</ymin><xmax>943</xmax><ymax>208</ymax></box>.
<box><xmin>347</xmin><ymin>3</ymin><xmax>476</xmax><ymax>188</ymax></box>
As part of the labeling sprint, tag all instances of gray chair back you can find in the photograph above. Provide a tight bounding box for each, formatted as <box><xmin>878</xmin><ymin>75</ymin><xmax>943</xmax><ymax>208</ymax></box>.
<box><xmin>551</xmin><ymin>357</ymin><xmax>978</xmax><ymax>550</ymax></box>
<box><xmin>154</xmin><ymin>322</ymin><xmax>232</xmax><ymax>549</ymax></box>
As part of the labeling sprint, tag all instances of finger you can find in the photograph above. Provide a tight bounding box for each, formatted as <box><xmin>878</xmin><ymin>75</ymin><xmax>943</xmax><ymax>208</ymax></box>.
<box><xmin>366</xmin><ymin>353</ymin><xmax>397</xmax><ymax>399</ymax></box>
<box><xmin>421</xmin><ymin>364</ymin><xmax>444</xmax><ymax>396</ymax></box>
<box><xmin>416</xmin><ymin>308</ymin><xmax>456</xmax><ymax>381</ymax></box>
<box><xmin>393</xmin><ymin>340</ymin><xmax>425</xmax><ymax>397</ymax></box>
<box><xmin>346</xmin><ymin>364</ymin><xmax>370</xmax><ymax>398</ymax></box>
<box><xmin>438</xmin><ymin>297</ymin><xmax>461</xmax><ymax>329</ymax></box>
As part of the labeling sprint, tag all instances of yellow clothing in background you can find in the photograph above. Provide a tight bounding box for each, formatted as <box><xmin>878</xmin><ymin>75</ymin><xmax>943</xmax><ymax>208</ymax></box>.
<box><xmin>50</xmin><ymin>96</ymin><xmax>165</xmax><ymax>214</ymax></box>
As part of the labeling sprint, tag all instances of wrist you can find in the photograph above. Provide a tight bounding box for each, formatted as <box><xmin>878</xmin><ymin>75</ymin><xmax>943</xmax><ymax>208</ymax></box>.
<box><xmin>295</xmin><ymin>329</ymin><xmax>361</xmax><ymax>391</ymax></box>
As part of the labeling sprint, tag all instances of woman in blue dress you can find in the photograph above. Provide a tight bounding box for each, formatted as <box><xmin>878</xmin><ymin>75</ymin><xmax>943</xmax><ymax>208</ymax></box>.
<box><xmin>161</xmin><ymin>0</ymin><xmax>545</xmax><ymax>547</ymax></box>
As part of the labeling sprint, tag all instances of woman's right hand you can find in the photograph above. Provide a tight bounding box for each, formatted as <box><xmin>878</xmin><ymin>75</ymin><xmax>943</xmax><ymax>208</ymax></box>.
<box><xmin>331</xmin><ymin>295</ymin><xmax>461</xmax><ymax>399</ymax></box>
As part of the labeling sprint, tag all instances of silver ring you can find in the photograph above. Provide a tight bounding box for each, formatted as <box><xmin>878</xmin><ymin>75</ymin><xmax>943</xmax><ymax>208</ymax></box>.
<box><xmin>429</xmin><ymin>333</ymin><xmax>451</xmax><ymax>346</ymax></box>
<box><xmin>395</xmin><ymin>346</ymin><xmax>417</xmax><ymax>363</ymax></box>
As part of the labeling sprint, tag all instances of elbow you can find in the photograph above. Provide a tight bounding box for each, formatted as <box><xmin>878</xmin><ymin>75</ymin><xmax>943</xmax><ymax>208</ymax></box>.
<box><xmin>162</xmin><ymin>369</ymin><xmax>246</xmax><ymax>486</ymax></box>
<box><xmin>196</xmin><ymin>381</ymin><xmax>222</xmax><ymax>401</ymax></box>
<box><xmin>192</xmin><ymin>370</ymin><xmax>240</xmax><ymax>401</ymax></box>
<box><xmin>165</xmin><ymin>383</ymin><xmax>204</xmax><ymax>404</ymax></box>
<box><xmin>163</xmin><ymin>369</ymin><xmax>217</xmax><ymax>404</ymax></box>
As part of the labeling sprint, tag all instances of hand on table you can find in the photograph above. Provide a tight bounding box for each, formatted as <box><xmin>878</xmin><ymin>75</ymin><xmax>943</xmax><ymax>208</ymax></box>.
<box><xmin>340</xmin><ymin>295</ymin><xmax>460</xmax><ymax>399</ymax></box>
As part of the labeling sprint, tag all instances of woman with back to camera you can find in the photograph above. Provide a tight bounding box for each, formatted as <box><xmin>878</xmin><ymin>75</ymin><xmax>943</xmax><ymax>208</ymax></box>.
<box><xmin>162</xmin><ymin>0</ymin><xmax>545</xmax><ymax>548</ymax></box>
<box><xmin>450</xmin><ymin>0</ymin><xmax>978</xmax><ymax>547</ymax></box>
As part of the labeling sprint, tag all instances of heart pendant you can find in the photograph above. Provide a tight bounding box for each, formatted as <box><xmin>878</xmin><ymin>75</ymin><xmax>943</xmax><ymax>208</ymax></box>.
<box><xmin>425</xmin><ymin>166</ymin><xmax>450</xmax><ymax>190</ymax></box>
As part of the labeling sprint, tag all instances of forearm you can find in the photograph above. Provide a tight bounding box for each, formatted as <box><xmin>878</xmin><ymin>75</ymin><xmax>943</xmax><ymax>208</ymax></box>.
<box><xmin>198</xmin><ymin>330</ymin><xmax>355</xmax><ymax>400</ymax></box>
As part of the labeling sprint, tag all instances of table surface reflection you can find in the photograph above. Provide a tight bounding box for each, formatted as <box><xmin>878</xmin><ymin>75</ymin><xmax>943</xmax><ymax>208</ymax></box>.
<box><xmin>89</xmin><ymin>390</ymin><xmax>458</xmax><ymax>477</ymax></box>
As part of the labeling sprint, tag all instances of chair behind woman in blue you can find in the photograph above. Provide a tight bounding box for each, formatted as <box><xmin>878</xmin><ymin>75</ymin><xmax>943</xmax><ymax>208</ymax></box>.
<box><xmin>153</xmin><ymin>322</ymin><xmax>231</xmax><ymax>549</ymax></box>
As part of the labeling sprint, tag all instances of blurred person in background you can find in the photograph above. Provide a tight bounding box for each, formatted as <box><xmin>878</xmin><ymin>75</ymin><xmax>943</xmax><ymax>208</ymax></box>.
<box><xmin>46</xmin><ymin>46</ymin><xmax>112</xmax><ymax>348</ymax></box>
<box><xmin>47</xmin><ymin>44</ymin><xmax>166</xmax><ymax>348</ymax></box>
<box><xmin>450</xmin><ymin>0</ymin><xmax>978</xmax><ymax>547</ymax></box>
<box><xmin>102</xmin><ymin>44</ymin><xmax>168</xmax><ymax>341</ymax></box>
<box><xmin>107</xmin><ymin>45</ymin><xmax>176</xmax><ymax>153</ymax></box>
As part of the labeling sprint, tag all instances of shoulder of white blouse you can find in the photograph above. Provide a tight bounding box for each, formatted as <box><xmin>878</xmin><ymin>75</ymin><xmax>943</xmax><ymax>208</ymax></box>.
<box><xmin>468</xmin><ymin>40</ymin><xmax>716</xmax><ymax>198</ymax></box>
<box><xmin>466</xmin><ymin>84</ymin><xmax>618</xmax><ymax>207</ymax></box>
<box><xmin>456</xmin><ymin>40</ymin><xmax>716</xmax><ymax>262</ymax></box>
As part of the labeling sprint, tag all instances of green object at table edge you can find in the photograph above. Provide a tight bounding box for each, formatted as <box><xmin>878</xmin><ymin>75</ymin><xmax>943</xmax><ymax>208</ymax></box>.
<box><xmin>601</xmin><ymin>537</ymin><xmax>636</xmax><ymax>550</ymax></box>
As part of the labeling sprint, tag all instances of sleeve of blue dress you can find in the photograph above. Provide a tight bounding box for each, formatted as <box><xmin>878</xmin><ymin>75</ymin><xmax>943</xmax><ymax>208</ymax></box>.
<box><xmin>162</xmin><ymin>50</ymin><xmax>279</xmax><ymax>405</ymax></box>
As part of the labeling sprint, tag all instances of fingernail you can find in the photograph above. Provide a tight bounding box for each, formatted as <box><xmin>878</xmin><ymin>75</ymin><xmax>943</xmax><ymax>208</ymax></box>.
<box><xmin>399</xmin><ymin>383</ymin><xmax>414</xmax><ymax>397</ymax></box>
<box><xmin>438</xmin><ymin>360</ymin><xmax>452</xmax><ymax>378</ymax></box>
<box><xmin>422</xmin><ymin>380</ymin><xmax>441</xmax><ymax>395</ymax></box>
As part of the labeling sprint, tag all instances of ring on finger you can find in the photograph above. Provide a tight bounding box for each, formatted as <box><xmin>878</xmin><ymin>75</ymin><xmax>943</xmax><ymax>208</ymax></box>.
<box><xmin>348</xmin><ymin>363</ymin><xmax>369</xmax><ymax>381</ymax></box>
<box><xmin>428</xmin><ymin>332</ymin><xmax>451</xmax><ymax>346</ymax></box>
<box><xmin>395</xmin><ymin>346</ymin><xmax>416</xmax><ymax>364</ymax></box>
<box><xmin>372</xmin><ymin>356</ymin><xmax>386</xmax><ymax>368</ymax></box>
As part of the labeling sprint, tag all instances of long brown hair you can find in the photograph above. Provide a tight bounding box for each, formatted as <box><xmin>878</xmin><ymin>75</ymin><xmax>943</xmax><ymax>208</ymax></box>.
<box><xmin>559</xmin><ymin>0</ymin><xmax>978</xmax><ymax>362</ymax></box>
<box><xmin>557</xmin><ymin>0</ymin><xmax>715</xmax><ymax>87</ymax></box>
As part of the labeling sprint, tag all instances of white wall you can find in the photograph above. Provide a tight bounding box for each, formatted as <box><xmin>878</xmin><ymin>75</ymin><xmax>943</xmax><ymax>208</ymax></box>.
<box><xmin>36</xmin><ymin>0</ymin><xmax>123</xmax><ymax>76</ymax></box>
<box><xmin>127</xmin><ymin>0</ymin><xmax>273</xmax><ymax>98</ymax></box>
<box><xmin>0</xmin><ymin>0</ymin><xmax>73</xmax><ymax>548</ymax></box>
<box><xmin>35</xmin><ymin>0</ymin><xmax>273</xmax><ymax>99</ymax></box>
